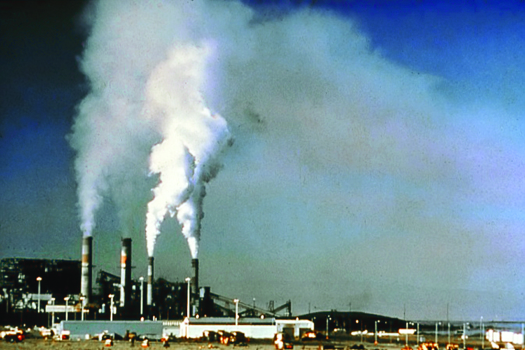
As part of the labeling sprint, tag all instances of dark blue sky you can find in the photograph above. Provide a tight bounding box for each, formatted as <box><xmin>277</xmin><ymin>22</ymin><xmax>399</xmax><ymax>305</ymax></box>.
<box><xmin>1</xmin><ymin>0</ymin><xmax>86</xmax><ymax>259</ymax></box>
<box><xmin>2</xmin><ymin>0</ymin><xmax>525</xmax><ymax>320</ymax></box>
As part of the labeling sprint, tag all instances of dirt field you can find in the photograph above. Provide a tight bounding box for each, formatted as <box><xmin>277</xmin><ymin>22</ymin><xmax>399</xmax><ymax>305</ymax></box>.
<box><xmin>0</xmin><ymin>340</ymin><xmax>279</xmax><ymax>350</ymax></box>
<box><xmin>0</xmin><ymin>339</ymin><xmax>406</xmax><ymax>350</ymax></box>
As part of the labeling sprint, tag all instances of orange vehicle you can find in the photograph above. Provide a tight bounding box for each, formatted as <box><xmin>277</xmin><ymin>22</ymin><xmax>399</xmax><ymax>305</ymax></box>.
<box><xmin>301</xmin><ymin>331</ymin><xmax>323</xmax><ymax>341</ymax></box>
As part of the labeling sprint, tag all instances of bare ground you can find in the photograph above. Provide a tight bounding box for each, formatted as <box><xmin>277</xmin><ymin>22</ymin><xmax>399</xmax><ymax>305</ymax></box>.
<box><xmin>0</xmin><ymin>340</ymin><xmax>279</xmax><ymax>350</ymax></box>
<box><xmin>0</xmin><ymin>339</ymin><xmax>413</xmax><ymax>350</ymax></box>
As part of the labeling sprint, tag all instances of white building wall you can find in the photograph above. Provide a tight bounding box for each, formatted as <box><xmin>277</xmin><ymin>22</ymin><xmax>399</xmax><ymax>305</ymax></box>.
<box><xmin>276</xmin><ymin>319</ymin><xmax>315</xmax><ymax>337</ymax></box>
<box><xmin>181</xmin><ymin>323</ymin><xmax>277</xmax><ymax>339</ymax></box>
<box><xmin>180</xmin><ymin>319</ymin><xmax>314</xmax><ymax>339</ymax></box>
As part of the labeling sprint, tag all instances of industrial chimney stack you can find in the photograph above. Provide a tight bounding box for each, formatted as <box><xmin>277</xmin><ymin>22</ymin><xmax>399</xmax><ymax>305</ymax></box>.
<box><xmin>80</xmin><ymin>236</ymin><xmax>92</xmax><ymax>306</ymax></box>
<box><xmin>191</xmin><ymin>258</ymin><xmax>199</xmax><ymax>315</ymax></box>
<box><xmin>120</xmin><ymin>238</ymin><xmax>132</xmax><ymax>309</ymax></box>
<box><xmin>147</xmin><ymin>257</ymin><xmax>154</xmax><ymax>308</ymax></box>
<box><xmin>191</xmin><ymin>258</ymin><xmax>199</xmax><ymax>296</ymax></box>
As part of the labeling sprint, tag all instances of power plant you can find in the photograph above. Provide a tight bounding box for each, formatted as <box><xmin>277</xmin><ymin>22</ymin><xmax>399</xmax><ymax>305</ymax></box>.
<box><xmin>74</xmin><ymin>236</ymin><xmax>259</xmax><ymax>321</ymax></box>
<box><xmin>1</xmin><ymin>240</ymin><xmax>510</xmax><ymax>346</ymax></box>
<box><xmin>0</xmin><ymin>252</ymin><xmax>514</xmax><ymax>347</ymax></box>
<box><xmin>74</xmin><ymin>235</ymin><xmax>292</xmax><ymax>322</ymax></box>
<box><xmin>0</xmin><ymin>235</ymin><xmax>296</xmax><ymax>333</ymax></box>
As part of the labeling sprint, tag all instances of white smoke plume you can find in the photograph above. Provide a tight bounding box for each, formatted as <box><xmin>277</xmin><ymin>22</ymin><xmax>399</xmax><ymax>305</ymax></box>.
<box><xmin>144</xmin><ymin>45</ymin><xmax>231</xmax><ymax>258</ymax></box>
<box><xmin>70</xmin><ymin>0</ymin><xmax>231</xmax><ymax>258</ymax></box>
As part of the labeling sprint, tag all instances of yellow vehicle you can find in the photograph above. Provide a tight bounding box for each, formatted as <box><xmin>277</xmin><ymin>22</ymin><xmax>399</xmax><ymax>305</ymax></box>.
<box><xmin>419</xmin><ymin>342</ymin><xmax>439</xmax><ymax>350</ymax></box>
<box><xmin>274</xmin><ymin>332</ymin><xmax>293</xmax><ymax>350</ymax></box>
<box><xmin>0</xmin><ymin>328</ymin><xmax>25</xmax><ymax>343</ymax></box>
<box><xmin>446</xmin><ymin>344</ymin><xmax>459</xmax><ymax>350</ymax></box>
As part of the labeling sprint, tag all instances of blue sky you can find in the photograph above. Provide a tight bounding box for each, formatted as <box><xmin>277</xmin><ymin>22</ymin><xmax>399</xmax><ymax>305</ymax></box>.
<box><xmin>2</xmin><ymin>0</ymin><xmax>525</xmax><ymax>321</ymax></box>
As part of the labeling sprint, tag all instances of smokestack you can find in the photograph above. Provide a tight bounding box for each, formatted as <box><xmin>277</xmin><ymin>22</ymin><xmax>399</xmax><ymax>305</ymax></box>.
<box><xmin>147</xmin><ymin>256</ymin><xmax>154</xmax><ymax>307</ymax></box>
<box><xmin>191</xmin><ymin>258</ymin><xmax>199</xmax><ymax>296</ymax></box>
<box><xmin>120</xmin><ymin>238</ymin><xmax>132</xmax><ymax>308</ymax></box>
<box><xmin>80</xmin><ymin>236</ymin><xmax>92</xmax><ymax>306</ymax></box>
<box><xmin>191</xmin><ymin>258</ymin><xmax>199</xmax><ymax>315</ymax></box>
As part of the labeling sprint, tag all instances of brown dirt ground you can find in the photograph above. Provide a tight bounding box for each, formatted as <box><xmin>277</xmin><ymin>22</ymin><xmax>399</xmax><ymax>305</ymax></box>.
<box><xmin>0</xmin><ymin>339</ymin><xmax>407</xmax><ymax>350</ymax></box>
<box><xmin>0</xmin><ymin>340</ymin><xmax>279</xmax><ymax>350</ymax></box>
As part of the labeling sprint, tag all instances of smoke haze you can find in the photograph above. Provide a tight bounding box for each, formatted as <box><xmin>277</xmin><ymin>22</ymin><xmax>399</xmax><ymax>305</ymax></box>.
<box><xmin>67</xmin><ymin>0</ymin><xmax>525</xmax><ymax>318</ymax></box>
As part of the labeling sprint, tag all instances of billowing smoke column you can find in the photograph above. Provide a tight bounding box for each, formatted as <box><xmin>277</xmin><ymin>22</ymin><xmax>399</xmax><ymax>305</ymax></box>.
<box><xmin>144</xmin><ymin>45</ymin><xmax>231</xmax><ymax>260</ymax></box>
<box><xmin>80</xmin><ymin>236</ymin><xmax>92</xmax><ymax>306</ymax></box>
<box><xmin>120</xmin><ymin>238</ymin><xmax>132</xmax><ymax>309</ymax></box>
<box><xmin>69</xmin><ymin>0</ymin><xmax>231</xmax><ymax>270</ymax></box>
<box><xmin>147</xmin><ymin>257</ymin><xmax>154</xmax><ymax>307</ymax></box>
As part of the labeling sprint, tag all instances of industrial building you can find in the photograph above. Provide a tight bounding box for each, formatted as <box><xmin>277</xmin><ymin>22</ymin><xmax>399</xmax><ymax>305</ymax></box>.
<box><xmin>0</xmin><ymin>236</ymin><xmax>294</xmax><ymax>332</ymax></box>
<box><xmin>55</xmin><ymin>317</ymin><xmax>313</xmax><ymax>341</ymax></box>
<box><xmin>0</xmin><ymin>257</ymin><xmax>80</xmax><ymax>325</ymax></box>
<box><xmin>179</xmin><ymin>317</ymin><xmax>314</xmax><ymax>339</ymax></box>
<box><xmin>3</xmin><ymin>236</ymin><xmax>524</xmax><ymax>347</ymax></box>
<box><xmin>0</xmin><ymin>239</ymin><xmax>427</xmax><ymax>343</ymax></box>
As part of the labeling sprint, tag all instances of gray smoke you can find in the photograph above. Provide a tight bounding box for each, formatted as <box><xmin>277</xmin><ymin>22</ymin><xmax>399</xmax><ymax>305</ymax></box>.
<box><xmin>69</xmin><ymin>0</ymin><xmax>525</xmax><ymax>319</ymax></box>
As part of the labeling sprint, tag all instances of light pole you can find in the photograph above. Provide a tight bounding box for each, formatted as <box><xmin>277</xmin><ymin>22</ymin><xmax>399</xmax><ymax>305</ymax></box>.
<box><xmin>64</xmin><ymin>296</ymin><xmax>70</xmax><ymax>321</ymax></box>
<box><xmin>234</xmin><ymin>299</ymin><xmax>239</xmax><ymax>326</ymax></box>
<box><xmin>185</xmin><ymin>277</ymin><xmax>191</xmax><ymax>338</ymax></box>
<box><xmin>185</xmin><ymin>277</ymin><xmax>191</xmax><ymax>319</ymax></box>
<box><xmin>80</xmin><ymin>296</ymin><xmax>85</xmax><ymax>321</ymax></box>
<box><xmin>375</xmin><ymin>320</ymin><xmax>378</xmax><ymax>345</ymax></box>
<box><xmin>49</xmin><ymin>297</ymin><xmax>55</xmax><ymax>326</ymax></box>
<box><xmin>435</xmin><ymin>322</ymin><xmax>441</xmax><ymax>346</ymax></box>
<box><xmin>463</xmin><ymin>323</ymin><xmax>467</xmax><ymax>349</ymax></box>
<box><xmin>516</xmin><ymin>323</ymin><xmax>525</xmax><ymax>346</ymax></box>
<box><xmin>326</xmin><ymin>316</ymin><xmax>331</xmax><ymax>340</ymax></box>
<box><xmin>139</xmin><ymin>277</ymin><xmax>144</xmax><ymax>317</ymax></box>
<box><xmin>109</xmin><ymin>294</ymin><xmax>114</xmax><ymax>321</ymax></box>
<box><xmin>406</xmin><ymin>321</ymin><xmax>409</xmax><ymax>347</ymax></box>
<box><xmin>480</xmin><ymin>317</ymin><xmax>484</xmax><ymax>350</ymax></box>
<box><xmin>417</xmin><ymin>323</ymin><xmax>420</xmax><ymax>348</ymax></box>
<box><xmin>36</xmin><ymin>277</ymin><xmax>42</xmax><ymax>313</ymax></box>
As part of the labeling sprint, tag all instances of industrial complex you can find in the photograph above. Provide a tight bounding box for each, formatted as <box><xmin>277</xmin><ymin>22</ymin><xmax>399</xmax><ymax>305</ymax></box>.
<box><xmin>2</xmin><ymin>237</ymin><xmax>524</xmax><ymax>347</ymax></box>
<box><xmin>0</xmin><ymin>236</ymin><xmax>316</xmax><ymax>340</ymax></box>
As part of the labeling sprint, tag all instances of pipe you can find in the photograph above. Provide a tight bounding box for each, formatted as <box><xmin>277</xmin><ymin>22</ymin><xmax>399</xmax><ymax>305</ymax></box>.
<box><xmin>120</xmin><ymin>238</ymin><xmax>132</xmax><ymax>308</ymax></box>
<box><xmin>80</xmin><ymin>236</ymin><xmax>92</xmax><ymax>306</ymax></box>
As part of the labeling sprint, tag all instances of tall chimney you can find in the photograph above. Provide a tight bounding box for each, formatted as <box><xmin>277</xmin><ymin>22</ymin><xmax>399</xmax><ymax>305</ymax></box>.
<box><xmin>147</xmin><ymin>256</ymin><xmax>154</xmax><ymax>307</ymax></box>
<box><xmin>191</xmin><ymin>258</ymin><xmax>199</xmax><ymax>315</ymax></box>
<box><xmin>191</xmin><ymin>258</ymin><xmax>199</xmax><ymax>296</ymax></box>
<box><xmin>120</xmin><ymin>238</ymin><xmax>132</xmax><ymax>308</ymax></box>
<box><xmin>80</xmin><ymin>236</ymin><xmax>92</xmax><ymax>306</ymax></box>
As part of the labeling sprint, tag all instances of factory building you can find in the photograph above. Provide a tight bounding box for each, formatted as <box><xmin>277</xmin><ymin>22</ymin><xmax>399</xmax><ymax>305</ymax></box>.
<box><xmin>0</xmin><ymin>258</ymin><xmax>81</xmax><ymax>324</ymax></box>
<box><xmin>0</xmin><ymin>258</ymin><xmax>81</xmax><ymax>297</ymax></box>
<box><xmin>0</xmin><ymin>236</ymin><xmax>292</xmax><ymax>329</ymax></box>
<box><xmin>179</xmin><ymin>317</ymin><xmax>314</xmax><ymax>339</ymax></box>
